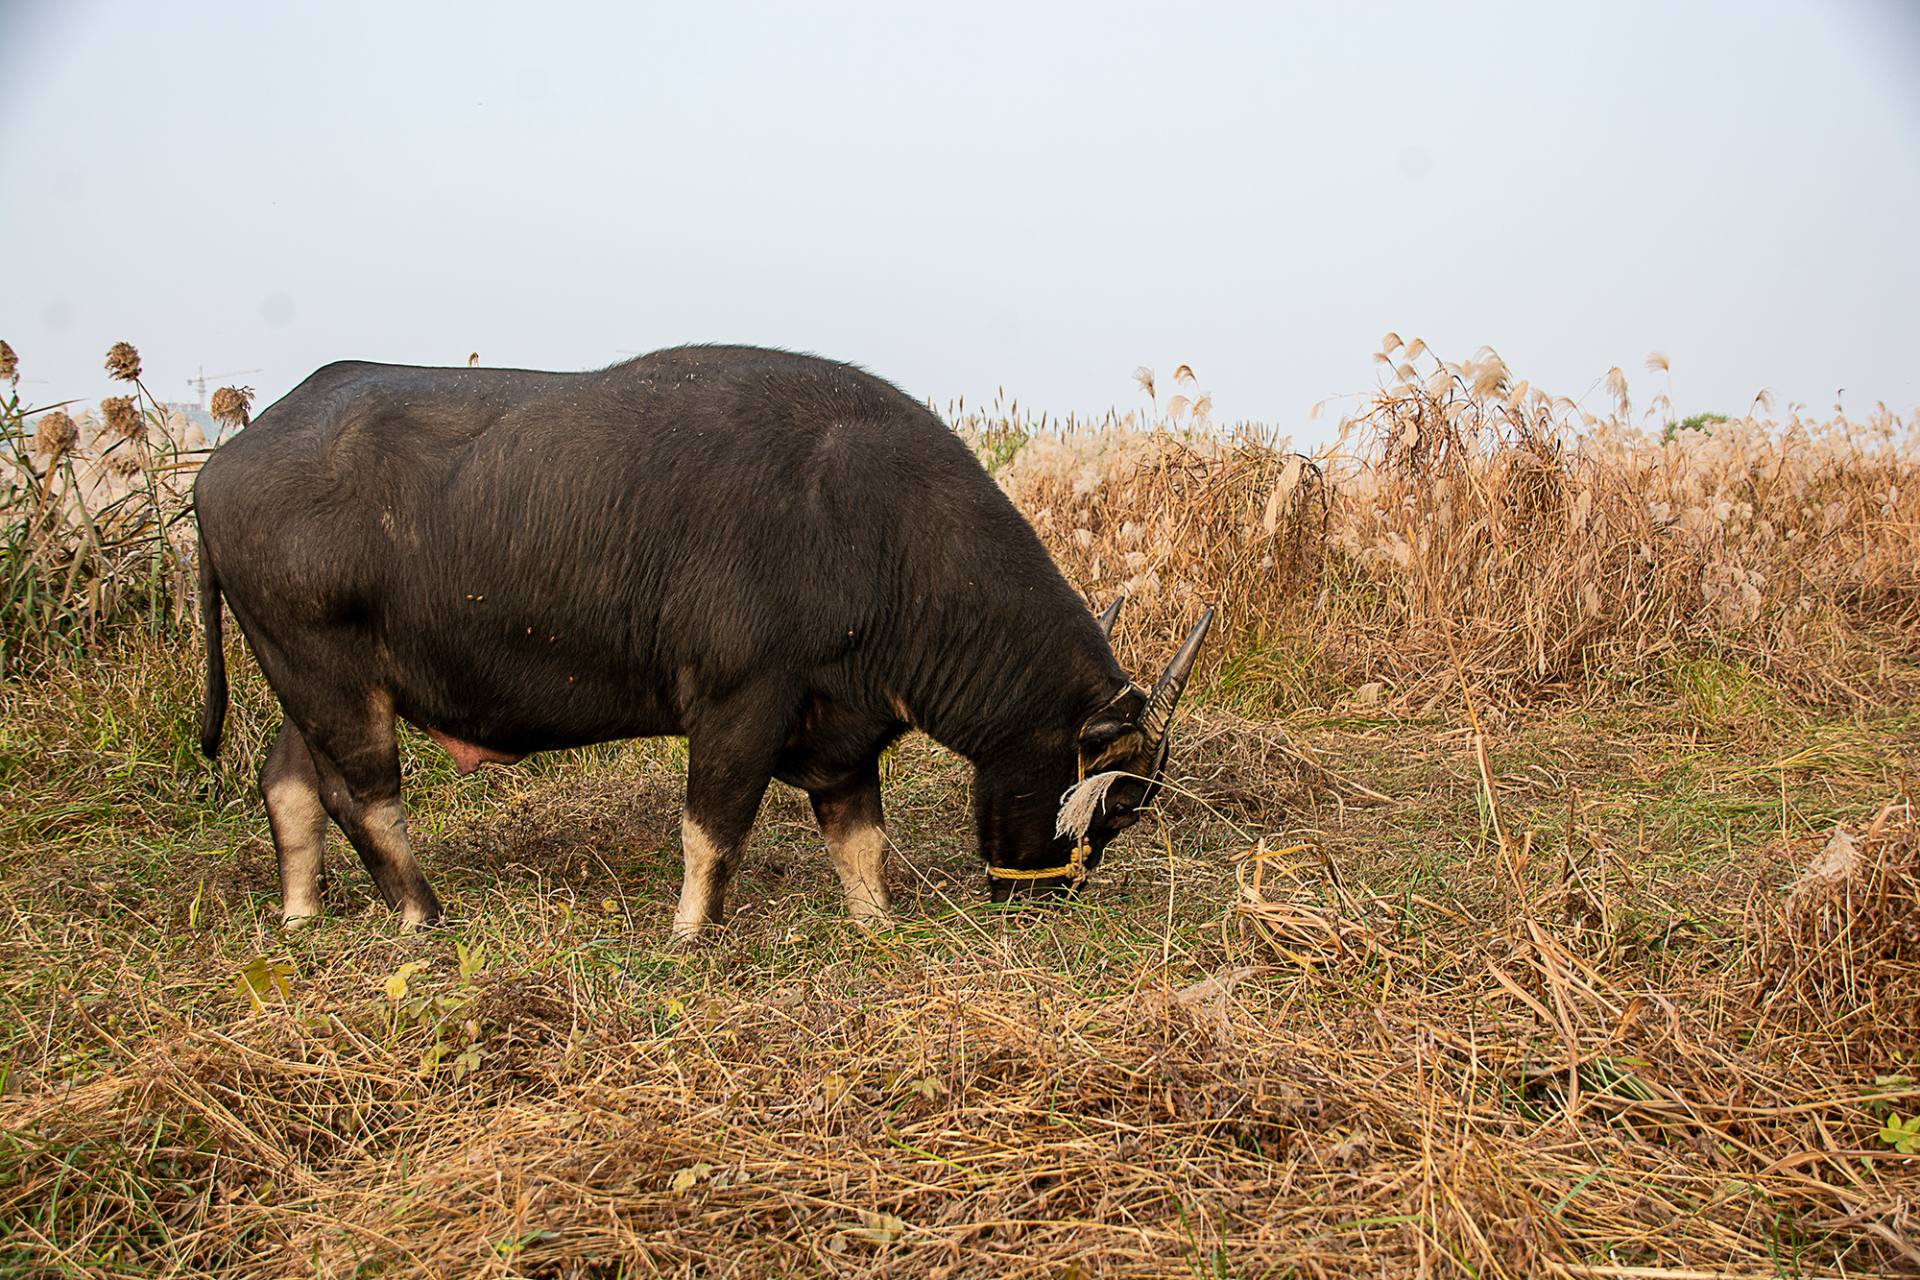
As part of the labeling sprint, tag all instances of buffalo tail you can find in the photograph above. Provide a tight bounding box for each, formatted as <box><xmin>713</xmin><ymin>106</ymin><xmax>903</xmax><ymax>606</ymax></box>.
<box><xmin>199</xmin><ymin>542</ymin><xmax>227</xmax><ymax>758</ymax></box>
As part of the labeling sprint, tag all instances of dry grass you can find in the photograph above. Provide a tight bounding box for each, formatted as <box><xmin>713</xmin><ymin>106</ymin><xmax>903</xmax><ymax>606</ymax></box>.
<box><xmin>3</xmin><ymin>630</ymin><xmax>1920</xmax><ymax>1276</ymax></box>
<box><xmin>1750</xmin><ymin>805</ymin><xmax>1920</xmax><ymax>1062</ymax></box>
<box><xmin>980</xmin><ymin>342</ymin><xmax>1919</xmax><ymax>712</ymax></box>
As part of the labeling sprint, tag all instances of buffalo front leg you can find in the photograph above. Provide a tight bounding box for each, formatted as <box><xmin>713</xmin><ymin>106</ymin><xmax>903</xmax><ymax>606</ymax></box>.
<box><xmin>260</xmin><ymin>719</ymin><xmax>329</xmax><ymax>922</ymax></box>
<box><xmin>672</xmin><ymin>701</ymin><xmax>785</xmax><ymax>941</ymax></box>
<box><xmin>299</xmin><ymin>706</ymin><xmax>443</xmax><ymax>927</ymax></box>
<box><xmin>809</xmin><ymin>762</ymin><xmax>891</xmax><ymax>921</ymax></box>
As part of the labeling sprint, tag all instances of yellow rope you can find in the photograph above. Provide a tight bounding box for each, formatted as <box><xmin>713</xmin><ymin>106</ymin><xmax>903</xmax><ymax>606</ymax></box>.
<box><xmin>985</xmin><ymin>840</ymin><xmax>1090</xmax><ymax>882</ymax></box>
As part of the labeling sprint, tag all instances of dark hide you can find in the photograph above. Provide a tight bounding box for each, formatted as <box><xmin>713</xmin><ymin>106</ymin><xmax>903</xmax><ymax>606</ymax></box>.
<box><xmin>193</xmin><ymin>345</ymin><xmax>1207</xmax><ymax>931</ymax></box>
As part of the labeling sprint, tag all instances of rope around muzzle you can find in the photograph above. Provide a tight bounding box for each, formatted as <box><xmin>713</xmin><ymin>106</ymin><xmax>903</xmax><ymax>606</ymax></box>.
<box><xmin>984</xmin><ymin>766</ymin><xmax>1128</xmax><ymax>886</ymax></box>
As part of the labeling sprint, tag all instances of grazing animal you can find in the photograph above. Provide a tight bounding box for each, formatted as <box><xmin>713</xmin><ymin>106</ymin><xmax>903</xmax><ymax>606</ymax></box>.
<box><xmin>193</xmin><ymin>346</ymin><xmax>1213</xmax><ymax>935</ymax></box>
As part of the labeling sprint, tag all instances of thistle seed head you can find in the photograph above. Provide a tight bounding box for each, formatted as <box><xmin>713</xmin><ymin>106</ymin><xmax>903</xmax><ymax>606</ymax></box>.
<box><xmin>34</xmin><ymin>410</ymin><xmax>78</xmax><ymax>461</ymax></box>
<box><xmin>209</xmin><ymin>385</ymin><xmax>254</xmax><ymax>430</ymax></box>
<box><xmin>102</xmin><ymin>395</ymin><xmax>144</xmax><ymax>442</ymax></box>
<box><xmin>104</xmin><ymin>341</ymin><xmax>142</xmax><ymax>382</ymax></box>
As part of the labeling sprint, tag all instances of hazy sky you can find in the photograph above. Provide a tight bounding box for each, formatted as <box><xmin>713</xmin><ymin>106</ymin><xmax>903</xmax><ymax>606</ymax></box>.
<box><xmin>4</xmin><ymin>0</ymin><xmax>1918</xmax><ymax>438</ymax></box>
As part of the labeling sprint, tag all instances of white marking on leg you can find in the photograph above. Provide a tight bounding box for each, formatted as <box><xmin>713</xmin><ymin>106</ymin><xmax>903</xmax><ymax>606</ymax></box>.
<box><xmin>828</xmin><ymin>822</ymin><xmax>891</xmax><ymax>920</ymax></box>
<box><xmin>672</xmin><ymin>817</ymin><xmax>727</xmax><ymax>940</ymax></box>
<box><xmin>265</xmin><ymin>773</ymin><xmax>328</xmax><ymax>922</ymax></box>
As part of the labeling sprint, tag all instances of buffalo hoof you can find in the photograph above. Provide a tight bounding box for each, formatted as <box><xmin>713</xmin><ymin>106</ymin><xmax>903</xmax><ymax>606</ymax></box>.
<box><xmin>398</xmin><ymin>901</ymin><xmax>446</xmax><ymax>931</ymax></box>
<box><xmin>667</xmin><ymin>923</ymin><xmax>720</xmax><ymax>947</ymax></box>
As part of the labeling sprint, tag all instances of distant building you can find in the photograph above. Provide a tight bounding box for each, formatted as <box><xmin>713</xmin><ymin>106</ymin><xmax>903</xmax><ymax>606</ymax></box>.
<box><xmin>163</xmin><ymin>402</ymin><xmax>222</xmax><ymax>443</ymax></box>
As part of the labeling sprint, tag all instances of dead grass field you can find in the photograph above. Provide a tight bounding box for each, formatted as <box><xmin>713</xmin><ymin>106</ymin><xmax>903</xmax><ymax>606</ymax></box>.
<box><xmin>4</xmin><ymin>634</ymin><xmax>1919</xmax><ymax>1278</ymax></box>
<box><xmin>4</xmin><ymin>341</ymin><xmax>1920</xmax><ymax>1276</ymax></box>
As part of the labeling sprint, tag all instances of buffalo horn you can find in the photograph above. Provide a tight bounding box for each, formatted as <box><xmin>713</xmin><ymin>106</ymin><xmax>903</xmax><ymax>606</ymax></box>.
<box><xmin>1141</xmin><ymin>607</ymin><xmax>1214</xmax><ymax>742</ymax></box>
<box><xmin>1096</xmin><ymin>596</ymin><xmax>1124</xmax><ymax>639</ymax></box>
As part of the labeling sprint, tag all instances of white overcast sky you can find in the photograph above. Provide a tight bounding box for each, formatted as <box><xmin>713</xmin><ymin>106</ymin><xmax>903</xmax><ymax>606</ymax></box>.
<box><xmin>4</xmin><ymin>0</ymin><xmax>1918</xmax><ymax>437</ymax></box>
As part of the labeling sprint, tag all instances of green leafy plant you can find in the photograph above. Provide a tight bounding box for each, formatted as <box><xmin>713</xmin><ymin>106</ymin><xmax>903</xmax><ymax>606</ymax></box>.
<box><xmin>381</xmin><ymin>940</ymin><xmax>492</xmax><ymax>1080</ymax></box>
<box><xmin>1662</xmin><ymin>411</ymin><xmax>1728</xmax><ymax>441</ymax></box>
<box><xmin>1877</xmin><ymin>1113</ymin><xmax>1920</xmax><ymax>1154</ymax></box>
<box><xmin>234</xmin><ymin>955</ymin><xmax>295</xmax><ymax>1013</ymax></box>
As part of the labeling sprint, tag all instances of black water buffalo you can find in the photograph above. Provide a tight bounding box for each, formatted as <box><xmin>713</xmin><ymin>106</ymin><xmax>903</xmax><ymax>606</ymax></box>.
<box><xmin>194</xmin><ymin>345</ymin><xmax>1212</xmax><ymax>935</ymax></box>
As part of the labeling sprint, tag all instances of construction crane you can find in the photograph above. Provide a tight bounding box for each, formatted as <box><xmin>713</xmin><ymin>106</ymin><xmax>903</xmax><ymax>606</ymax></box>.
<box><xmin>187</xmin><ymin>365</ymin><xmax>262</xmax><ymax>408</ymax></box>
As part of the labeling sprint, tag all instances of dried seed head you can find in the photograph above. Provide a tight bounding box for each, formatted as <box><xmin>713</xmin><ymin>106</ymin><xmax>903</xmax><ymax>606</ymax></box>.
<box><xmin>104</xmin><ymin>341</ymin><xmax>142</xmax><ymax>382</ymax></box>
<box><xmin>1604</xmin><ymin>367</ymin><xmax>1630</xmax><ymax>417</ymax></box>
<box><xmin>102</xmin><ymin>395</ymin><xmax>144</xmax><ymax>442</ymax></box>
<box><xmin>1645</xmin><ymin>351</ymin><xmax>1669</xmax><ymax>374</ymax></box>
<box><xmin>209</xmin><ymin>385</ymin><xmax>254</xmax><ymax>430</ymax></box>
<box><xmin>107</xmin><ymin>450</ymin><xmax>142</xmax><ymax>480</ymax></box>
<box><xmin>1173</xmin><ymin>363</ymin><xmax>1197</xmax><ymax>386</ymax></box>
<box><xmin>0</xmin><ymin>339</ymin><xmax>17</xmax><ymax>385</ymax></box>
<box><xmin>1133</xmin><ymin>367</ymin><xmax>1156</xmax><ymax>401</ymax></box>
<box><xmin>1469</xmin><ymin>355</ymin><xmax>1510</xmax><ymax>400</ymax></box>
<box><xmin>34</xmin><ymin>410</ymin><xmax>78</xmax><ymax>461</ymax></box>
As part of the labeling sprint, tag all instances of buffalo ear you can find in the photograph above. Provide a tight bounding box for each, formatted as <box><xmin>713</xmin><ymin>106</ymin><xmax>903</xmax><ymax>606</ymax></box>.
<box><xmin>1078</xmin><ymin>714</ymin><xmax>1135</xmax><ymax>755</ymax></box>
<box><xmin>1077</xmin><ymin>686</ymin><xmax>1147</xmax><ymax>771</ymax></box>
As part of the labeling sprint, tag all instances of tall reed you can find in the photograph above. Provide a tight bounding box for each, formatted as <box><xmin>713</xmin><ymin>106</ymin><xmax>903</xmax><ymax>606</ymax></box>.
<box><xmin>978</xmin><ymin>341</ymin><xmax>1918</xmax><ymax>707</ymax></box>
<box><xmin>0</xmin><ymin>342</ymin><xmax>209</xmax><ymax>673</ymax></box>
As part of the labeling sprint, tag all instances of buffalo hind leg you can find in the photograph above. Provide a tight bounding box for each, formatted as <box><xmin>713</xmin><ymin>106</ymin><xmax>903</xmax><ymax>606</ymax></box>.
<box><xmin>260</xmin><ymin>719</ymin><xmax>329</xmax><ymax>922</ymax></box>
<box><xmin>809</xmin><ymin>762</ymin><xmax>891</xmax><ymax>922</ymax></box>
<box><xmin>672</xmin><ymin>697</ymin><xmax>786</xmax><ymax>940</ymax></box>
<box><xmin>300</xmin><ymin>706</ymin><xmax>443</xmax><ymax>927</ymax></box>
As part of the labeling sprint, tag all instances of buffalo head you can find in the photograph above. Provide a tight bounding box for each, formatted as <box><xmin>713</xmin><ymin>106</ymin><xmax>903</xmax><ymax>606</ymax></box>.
<box><xmin>977</xmin><ymin>602</ymin><xmax>1214</xmax><ymax>900</ymax></box>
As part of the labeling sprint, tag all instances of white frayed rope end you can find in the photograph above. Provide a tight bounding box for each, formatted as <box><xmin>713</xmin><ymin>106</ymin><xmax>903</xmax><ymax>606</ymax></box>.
<box><xmin>1056</xmin><ymin>770</ymin><xmax>1126</xmax><ymax>840</ymax></box>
